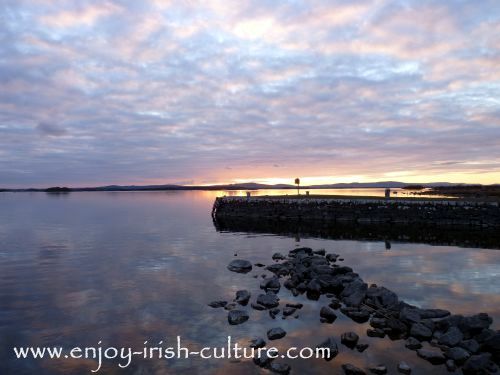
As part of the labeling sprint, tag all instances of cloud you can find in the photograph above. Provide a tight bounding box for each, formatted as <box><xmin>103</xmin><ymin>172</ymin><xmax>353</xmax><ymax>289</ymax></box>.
<box><xmin>36</xmin><ymin>122</ymin><xmax>67</xmax><ymax>137</ymax></box>
<box><xmin>0</xmin><ymin>0</ymin><xmax>499</xmax><ymax>187</ymax></box>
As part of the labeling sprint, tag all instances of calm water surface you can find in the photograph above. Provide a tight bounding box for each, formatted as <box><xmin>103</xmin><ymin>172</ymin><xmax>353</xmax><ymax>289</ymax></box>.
<box><xmin>0</xmin><ymin>191</ymin><xmax>499</xmax><ymax>374</ymax></box>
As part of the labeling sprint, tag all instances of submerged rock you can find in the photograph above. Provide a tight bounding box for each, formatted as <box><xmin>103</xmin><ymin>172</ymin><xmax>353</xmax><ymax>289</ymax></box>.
<box><xmin>445</xmin><ymin>346</ymin><xmax>470</xmax><ymax>365</ymax></box>
<box><xmin>227</xmin><ymin>259</ymin><xmax>253</xmax><ymax>273</ymax></box>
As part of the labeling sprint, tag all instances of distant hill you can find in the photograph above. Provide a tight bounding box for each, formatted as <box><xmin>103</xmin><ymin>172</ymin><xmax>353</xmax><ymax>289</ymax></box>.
<box><xmin>1</xmin><ymin>181</ymin><xmax>470</xmax><ymax>192</ymax></box>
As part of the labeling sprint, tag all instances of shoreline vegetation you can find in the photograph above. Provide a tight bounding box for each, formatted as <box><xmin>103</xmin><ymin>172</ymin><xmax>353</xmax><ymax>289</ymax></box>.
<box><xmin>1</xmin><ymin>182</ymin><xmax>500</xmax><ymax>201</ymax></box>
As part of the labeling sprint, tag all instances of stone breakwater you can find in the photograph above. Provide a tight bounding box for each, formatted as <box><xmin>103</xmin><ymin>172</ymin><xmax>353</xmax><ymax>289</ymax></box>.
<box><xmin>212</xmin><ymin>197</ymin><xmax>500</xmax><ymax>227</ymax></box>
<box><xmin>209</xmin><ymin>247</ymin><xmax>500</xmax><ymax>374</ymax></box>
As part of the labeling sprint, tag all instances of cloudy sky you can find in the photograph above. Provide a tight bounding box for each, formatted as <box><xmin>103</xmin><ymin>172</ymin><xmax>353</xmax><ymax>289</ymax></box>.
<box><xmin>1</xmin><ymin>0</ymin><xmax>499</xmax><ymax>187</ymax></box>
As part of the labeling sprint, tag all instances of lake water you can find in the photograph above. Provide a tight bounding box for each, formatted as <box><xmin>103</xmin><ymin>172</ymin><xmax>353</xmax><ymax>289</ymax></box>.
<box><xmin>0</xmin><ymin>190</ymin><xmax>499</xmax><ymax>374</ymax></box>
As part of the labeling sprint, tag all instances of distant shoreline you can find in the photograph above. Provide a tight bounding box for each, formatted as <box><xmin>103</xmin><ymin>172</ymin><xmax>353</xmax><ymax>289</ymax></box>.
<box><xmin>2</xmin><ymin>181</ymin><xmax>498</xmax><ymax>194</ymax></box>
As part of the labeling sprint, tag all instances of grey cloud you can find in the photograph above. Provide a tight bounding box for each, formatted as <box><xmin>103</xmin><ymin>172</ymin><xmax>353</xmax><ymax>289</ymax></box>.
<box><xmin>36</xmin><ymin>122</ymin><xmax>67</xmax><ymax>136</ymax></box>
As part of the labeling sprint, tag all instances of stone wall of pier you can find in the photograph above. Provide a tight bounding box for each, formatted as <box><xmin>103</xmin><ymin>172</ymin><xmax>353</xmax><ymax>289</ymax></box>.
<box><xmin>212</xmin><ymin>197</ymin><xmax>500</xmax><ymax>227</ymax></box>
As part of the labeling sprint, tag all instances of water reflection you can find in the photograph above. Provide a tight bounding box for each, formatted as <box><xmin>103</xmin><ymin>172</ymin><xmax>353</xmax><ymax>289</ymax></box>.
<box><xmin>0</xmin><ymin>191</ymin><xmax>498</xmax><ymax>374</ymax></box>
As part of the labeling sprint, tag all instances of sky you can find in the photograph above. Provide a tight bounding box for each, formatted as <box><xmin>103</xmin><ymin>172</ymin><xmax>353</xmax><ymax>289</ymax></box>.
<box><xmin>0</xmin><ymin>0</ymin><xmax>499</xmax><ymax>188</ymax></box>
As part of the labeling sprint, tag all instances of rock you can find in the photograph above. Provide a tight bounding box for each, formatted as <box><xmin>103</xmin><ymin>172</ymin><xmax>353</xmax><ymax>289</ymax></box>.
<box><xmin>341</xmin><ymin>332</ymin><xmax>359</xmax><ymax>349</ymax></box>
<box><xmin>283</xmin><ymin>307</ymin><xmax>296</xmax><ymax>317</ymax></box>
<box><xmin>410</xmin><ymin>323</ymin><xmax>433</xmax><ymax>341</ymax></box>
<box><xmin>267</xmin><ymin>327</ymin><xmax>286</xmax><ymax>340</ymax></box>
<box><xmin>227</xmin><ymin>259</ymin><xmax>253</xmax><ymax>273</ymax></box>
<box><xmin>356</xmin><ymin>343</ymin><xmax>369</xmax><ymax>352</ymax></box>
<box><xmin>405</xmin><ymin>337</ymin><xmax>422</xmax><ymax>350</ymax></box>
<box><xmin>369</xmin><ymin>364</ymin><xmax>387</xmax><ymax>374</ymax></box>
<box><xmin>266</xmin><ymin>263</ymin><xmax>290</xmax><ymax>276</ymax></box>
<box><xmin>386</xmin><ymin>318</ymin><xmax>408</xmax><ymax>334</ymax></box>
<box><xmin>314</xmin><ymin>249</ymin><xmax>326</xmax><ymax>255</ymax></box>
<box><xmin>249</xmin><ymin>337</ymin><xmax>266</xmax><ymax>349</ymax></box>
<box><xmin>366</xmin><ymin>286</ymin><xmax>398</xmax><ymax>308</ymax></box>
<box><xmin>367</xmin><ymin>328</ymin><xmax>386</xmax><ymax>338</ymax></box>
<box><xmin>234</xmin><ymin>290</ymin><xmax>251</xmax><ymax>305</ymax></box>
<box><xmin>326</xmin><ymin>253</ymin><xmax>339</xmax><ymax>262</ymax></box>
<box><xmin>224</xmin><ymin>302</ymin><xmax>237</xmax><ymax>310</ymax></box>
<box><xmin>459</xmin><ymin>339</ymin><xmax>480</xmax><ymax>354</ymax></box>
<box><xmin>306</xmin><ymin>279</ymin><xmax>322</xmax><ymax>294</ymax></box>
<box><xmin>438</xmin><ymin>326</ymin><xmax>463</xmax><ymax>347</ymax></box>
<box><xmin>256</xmin><ymin>293</ymin><xmax>279</xmax><ymax>308</ymax></box>
<box><xmin>208</xmin><ymin>300</ymin><xmax>227</xmax><ymax>308</ymax></box>
<box><xmin>253</xmin><ymin>350</ymin><xmax>274</xmax><ymax>367</ymax></box>
<box><xmin>260</xmin><ymin>277</ymin><xmax>281</xmax><ymax>292</ymax></box>
<box><xmin>416</xmin><ymin>349</ymin><xmax>446</xmax><ymax>364</ymax></box>
<box><xmin>320</xmin><ymin>306</ymin><xmax>337</xmax><ymax>323</ymax></box>
<box><xmin>462</xmin><ymin>353</ymin><xmax>492</xmax><ymax>375</ymax></box>
<box><xmin>289</xmin><ymin>247</ymin><xmax>313</xmax><ymax>256</ymax></box>
<box><xmin>419</xmin><ymin>308</ymin><xmax>450</xmax><ymax>319</ymax></box>
<box><xmin>341</xmin><ymin>279</ymin><xmax>367</xmax><ymax>307</ymax></box>
<box><xmin>461</xmin><ymin>313</ymin><xmax>493</xmax><ymax>336</ymax></box>
<box><xmin>482</xmin><ymin>332</ymin><xmax>500</xmax><ymax>362</ymax></box>
<box><xmin>254</xmin><ymin>263</ymin><xmax>266</xmax><ymax>267</ymax></box>
<box><xmin>399</xmin><ymin>308</ymin><xmax>421</xmax><ymax>324</ymax></box>
<box><xmin>445</xmin><ymin>346</ymin><xmax>470</xmax><ymax>365</ymax></box>
<box><xmin>370</xmin><ymin>317</ymin><xmax>387</xmax><ymax>328</ymax></box>
<box><xmin>228</xmin><ymin>310</ymin><xmax>249</xmax><ymax>325</ymax></box>
<box><xmin>445</xmin><ymin>359</ymin><xmax>456</xmax><ymax>372</ymax></box>
<box><xmin>269</xmin><ymin>308</ymin><xmax>280</xmax><ymax>319</ymax></box>
<box><xmin>272</xmin><ymin>252</ymin><xmax>286</xmax><ymax>260</ymax></box>
<box><xmin>316</xmin><ymin>337</ymin><xmax>339</xmax><ymax>361</ymax></box>
<box><xmin>397</xmin><ymin>361</ymin><xmax>411</xmax><ymax>374</ymax></box>
<box><xmin>341</xmin><ymin>363</ymin><xmax>366</xmax><ymax>375</ymax></box>
<box><xmin>269</xmin><ymin>361</ymin><xmax>291</xmax><ymax>374</ymax></box>
<box><xmin>341</xmin><ymin>307</ymin><xmax>371</xmax><ymax>323</ymax></box>
<box><xmin>286</xmin><ymin>303</ymin><xmax>303</xmax><ymax>309</ymax></box>
<box><xmin>330</xmin><ymin>298</ymin><xmax>341</xmax><ymax>309</ymax></box>
<box><xmin>251</xmin><ymin>302</ymin><xmax>266</xmax><ymax>311</ymax></box>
